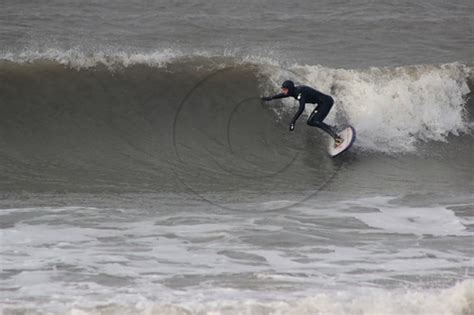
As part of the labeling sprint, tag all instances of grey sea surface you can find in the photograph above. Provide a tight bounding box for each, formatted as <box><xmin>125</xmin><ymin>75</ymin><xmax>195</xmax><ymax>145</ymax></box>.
<box><xmin>0</xmin><ymin>1</ymin><xmax>473</xmax><ymax>314</ymax></box>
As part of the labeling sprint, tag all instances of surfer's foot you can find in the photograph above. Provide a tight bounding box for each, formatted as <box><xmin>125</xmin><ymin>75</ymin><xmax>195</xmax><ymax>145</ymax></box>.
<box><xmin>335</xmin><ymin>137</ymin><xmax>344</xmax><ymax>147</ymax></box>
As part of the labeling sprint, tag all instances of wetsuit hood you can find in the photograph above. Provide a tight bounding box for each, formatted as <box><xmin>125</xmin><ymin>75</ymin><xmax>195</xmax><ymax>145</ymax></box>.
<box><xmin>281</xmin><ymin>80</ymin><xmax>296</xmax><ymax>95</ymax></box>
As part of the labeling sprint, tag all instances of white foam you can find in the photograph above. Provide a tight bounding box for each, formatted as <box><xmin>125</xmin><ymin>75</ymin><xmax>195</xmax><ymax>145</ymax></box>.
<box><xmin>2</xmin><ymin>280</ymin><xmax>472</xmax><ymax>315</ymax></box>
<box><xmin>1</xmin><ymin>203</ymin><xmax>472</xmax><ymax>314</ymax></box>
<box><xmin>295</xmin><ymin>196</ymin><xmax>470</xmax><ymax>236</ymax></box>
<box><xmin>0</xmin><ymin>47</ymin><xmax>197</xmax><ymax>69</ymax></box>
<box><xmin>0</xmin><ymin>47</ymin><xmax>282</xmax><ymax>70</ymax></box>
<box><xmin>347</xmin><ymin>196</ymin><xmax>469</xmax><ymax>236</ymax></box>
<box><xmin>288</xmin><ymin>63</ymin><xmax>472</xmax><ymax>153</ymax></box>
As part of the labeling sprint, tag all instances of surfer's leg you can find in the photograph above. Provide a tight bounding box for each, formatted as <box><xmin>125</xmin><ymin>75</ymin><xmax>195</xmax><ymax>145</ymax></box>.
<box><xmin>309</xmin><ymin>119</ymin><xmax>340</xmax><ymax>140</ymax></box>
<box><xmin>307</xmin><ymin>100</ymin><xmax>340</xmax><ymax>140</ymax></box>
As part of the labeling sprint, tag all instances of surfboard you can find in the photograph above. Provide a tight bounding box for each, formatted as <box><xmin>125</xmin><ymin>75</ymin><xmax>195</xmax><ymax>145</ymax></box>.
<box><xmin>328</xmin><ymin>126</ymin><xmax>356</xmax><ymax>157</ymax></box>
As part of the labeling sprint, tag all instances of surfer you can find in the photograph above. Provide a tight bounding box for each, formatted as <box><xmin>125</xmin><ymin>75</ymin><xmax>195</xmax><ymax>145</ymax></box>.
<box><xmin>261</xmin><ymin>80</ymin><xmax>343</xmax><ymax>146</ymax></box>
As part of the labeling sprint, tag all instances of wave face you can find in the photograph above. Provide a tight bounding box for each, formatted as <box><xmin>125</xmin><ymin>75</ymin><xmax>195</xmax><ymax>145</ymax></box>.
<box><xmin>0</xmin><ymin>51</ymin><xmax>472</xmax><ymax>193</ymax></box>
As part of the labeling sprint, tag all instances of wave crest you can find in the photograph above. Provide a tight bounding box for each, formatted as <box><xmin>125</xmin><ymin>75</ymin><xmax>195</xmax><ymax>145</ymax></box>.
<box><xmin>0</xmin><ymin>48</ymin><xmax>472</xmax><ymax>157</ymax></box>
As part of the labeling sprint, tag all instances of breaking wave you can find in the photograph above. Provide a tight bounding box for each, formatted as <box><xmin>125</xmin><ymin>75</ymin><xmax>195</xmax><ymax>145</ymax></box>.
<box><xmin>0</xmin><ymin>49</ymin><xmax>472</xmax><ymax>192</ymax></box>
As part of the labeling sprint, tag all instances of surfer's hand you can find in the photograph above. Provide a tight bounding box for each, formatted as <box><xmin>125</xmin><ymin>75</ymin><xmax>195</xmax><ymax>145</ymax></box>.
<box><xmin>289</xmin><ymin>123</ymin><xmax>295</xmax><ymax>131</ymax></box>
<box><xmin>261</xmin><ymin>96</ymin><xmax>271</xmax><ymax>101</ymax></box>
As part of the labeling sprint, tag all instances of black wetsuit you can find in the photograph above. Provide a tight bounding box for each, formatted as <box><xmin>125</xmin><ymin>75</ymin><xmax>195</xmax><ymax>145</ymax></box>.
<box><xmin>268</xmin><ymin>85</ymin><xmax>339</xmax><ymax>139</ymax></box>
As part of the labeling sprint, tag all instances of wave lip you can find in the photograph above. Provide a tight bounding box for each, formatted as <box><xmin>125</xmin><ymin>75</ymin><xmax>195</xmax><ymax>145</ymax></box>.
<box><xmin>0</xmin><ymin>47</ymin><xmax>204</xmax><ymax>69</ymax></box>
<box><xmin>0</xmin><ymin>47</ymin><xmax>282</xmax><ymax>70</ymax></box>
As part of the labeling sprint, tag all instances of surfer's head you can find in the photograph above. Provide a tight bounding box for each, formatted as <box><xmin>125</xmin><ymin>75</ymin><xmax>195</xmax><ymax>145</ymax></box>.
<box><xmin>281</xmin><ymin>80</ymin><xmax>295</xmax><ymax>95</ymax></box>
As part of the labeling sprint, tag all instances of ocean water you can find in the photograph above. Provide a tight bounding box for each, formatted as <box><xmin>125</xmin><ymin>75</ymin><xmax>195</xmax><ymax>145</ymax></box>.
<box><xmin>0</xmin><ymin>1</ymin><xmax>473</xmax><ymax>314</ymax></box>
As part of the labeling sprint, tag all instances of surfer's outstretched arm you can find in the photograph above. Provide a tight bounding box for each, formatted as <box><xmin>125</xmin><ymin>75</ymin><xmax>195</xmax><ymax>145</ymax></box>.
<box><xmin>261</xmin><ymin>93</ymin><xmax>289</xmax><ymax>101</ymax></box>
<box><xmin>290</xmin><ymin>99</ymin><xmax>306</xmax><ymax>127</ymax></box>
